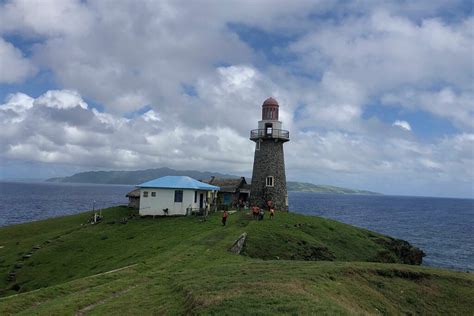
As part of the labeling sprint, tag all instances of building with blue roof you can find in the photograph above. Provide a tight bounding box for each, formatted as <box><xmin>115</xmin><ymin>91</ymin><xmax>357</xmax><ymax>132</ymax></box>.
<box><xmin>137</xmin><ymin>176</ymin><xmax>220</xmax><ymax>216</ymax></box>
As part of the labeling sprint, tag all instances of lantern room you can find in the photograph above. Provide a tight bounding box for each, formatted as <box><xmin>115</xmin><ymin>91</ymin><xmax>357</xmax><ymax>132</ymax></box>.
<box><xmin>262</xmin><ymin>97</ymin><xmax>279</xmax><ymax>120</ymax></box>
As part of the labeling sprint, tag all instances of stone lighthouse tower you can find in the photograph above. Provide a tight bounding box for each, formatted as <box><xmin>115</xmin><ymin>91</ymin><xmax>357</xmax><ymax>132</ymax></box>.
<box><xmin>250</xmin><ymin>97</ymin><xmax>289</xmax><ymax>211</ymax></box>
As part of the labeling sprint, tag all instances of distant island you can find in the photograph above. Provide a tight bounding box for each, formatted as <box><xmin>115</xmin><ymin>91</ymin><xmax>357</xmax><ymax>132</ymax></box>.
<box><xmin>46</xmin><ymin>167</ymin><xmax>380</xmax><ymax>195</ymax></box>
<box><xmin>287</xmin><ymin>181</ymin><xmax>380</xmax><ymax>195</ymax></box>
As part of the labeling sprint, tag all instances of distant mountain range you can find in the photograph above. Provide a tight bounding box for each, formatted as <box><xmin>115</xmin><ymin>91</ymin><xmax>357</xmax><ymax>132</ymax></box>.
<box><xmin>47</xmin><ymin>168</ymin><xmax>380</xmax><ymax>195</ymax></box>
<box><xmin>46</xmin><ymin>168</ymin><xmax>237</xmax><ymax>185</ymax></box>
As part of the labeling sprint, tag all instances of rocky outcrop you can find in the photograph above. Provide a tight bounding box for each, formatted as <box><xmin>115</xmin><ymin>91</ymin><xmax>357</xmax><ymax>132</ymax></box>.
<box><xmin>230</xmin><ymin>233</ymin><xmax>247</xmax><ymax>254</ymax></box>
<box><xmin>374</xmin><ymin>238</ymin><xmax>425</xmax><ymax>265</ymax></box>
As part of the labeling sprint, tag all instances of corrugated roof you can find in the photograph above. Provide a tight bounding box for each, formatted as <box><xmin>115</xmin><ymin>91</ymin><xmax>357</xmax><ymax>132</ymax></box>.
<box><xmin>137</xmin><ymin>176</ymin><xmax>220</xmax><ymax>190</ymax></box>
<box><xmin>203</xmin><ymin>177</ymin><xmax>246</xmax><ymax>188</ymax></box>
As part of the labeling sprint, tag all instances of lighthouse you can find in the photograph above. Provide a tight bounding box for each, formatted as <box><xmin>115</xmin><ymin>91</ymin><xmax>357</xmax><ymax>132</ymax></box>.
<box><xmin>250</xmin><ymin>97</ymin><xmax>289</xmax><ymax>211</ymax></box>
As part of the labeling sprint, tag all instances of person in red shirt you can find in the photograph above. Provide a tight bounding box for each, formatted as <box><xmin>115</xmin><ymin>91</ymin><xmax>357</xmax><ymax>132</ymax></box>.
<box><xmin>251</xmin><ymin>205</ymin><xmax>259</xmax><ymax>220</ymax></box>
<box><xmin>222</xmin><ymin>210</ymin><xmax>229</xmax><ymax>226</ymax></box>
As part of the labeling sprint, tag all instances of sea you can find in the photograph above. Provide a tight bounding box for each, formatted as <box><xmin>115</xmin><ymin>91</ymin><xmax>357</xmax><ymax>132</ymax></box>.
<box><xmin>0</xmin><ymin>181</ymin><xmax>472</xmax><ymax>272</ymax></box>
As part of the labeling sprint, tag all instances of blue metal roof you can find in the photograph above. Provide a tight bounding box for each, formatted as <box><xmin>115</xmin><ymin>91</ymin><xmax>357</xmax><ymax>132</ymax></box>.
<box><xmin>137</xmin><ymin>176</ymin><xmax>220</xmax><ymax>190</ymax></box>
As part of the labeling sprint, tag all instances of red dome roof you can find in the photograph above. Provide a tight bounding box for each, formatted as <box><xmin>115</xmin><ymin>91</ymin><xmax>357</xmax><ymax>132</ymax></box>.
<box><xmin>262</xmin><ymin>97</ymin><xmax>279</xmax><ymax>106</ymax></box>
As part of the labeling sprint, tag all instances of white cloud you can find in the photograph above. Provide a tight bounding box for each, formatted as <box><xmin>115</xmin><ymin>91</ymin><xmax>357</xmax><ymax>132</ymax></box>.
<box><xmin>21</xmin><ymin>1</ymin><xmax>257</xmax><ymax>114</ymax></box>
<box><xmin>34</xmin><ymin>90</ymin><xmax>88</xmax><ymax>110</ymax></box>
<box><xmin>142</xmin><ymin>110</ymin><xmax>161</xmax><ymax>122</ymax></box>
<box><xmin>1</xmin><ymin>92</ymin><xmax>34</xmax><ymax>113</ymax></box>
<box><xmin>285</xmin><ymin>130</ymin><xmax>473</xmax><ymax>197</ymax></box>
<box><xmin>289</xmin><ymin>10</ymin><xmax>473</xmax><ymax>129</ymax></box>
<box><xmin>0</xmin><ymin>89</ymin><xmax>255</xmax><ymax>173</ymax></box>
<box><xmin>0</xmin><ymin>0</ymin><xmax>93</xmax><ymax>36</ymax></box>
<box><xmin>392</xmin><ymin>120</ymin><xmax>411</xmax><ymax>131</ymax></box>
<box><xmin>383</xmin><ymin>88</ymin><xmax>474</xmax><ymax>129</ymax></box>
<box><xmin>0</xmin><ymin>38</ymin><xmax>36</xmax><ymax>83</ymax></box>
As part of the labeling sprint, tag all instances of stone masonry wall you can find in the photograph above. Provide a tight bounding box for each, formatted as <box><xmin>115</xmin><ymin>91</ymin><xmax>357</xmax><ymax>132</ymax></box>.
<box><xmin>250</xmin><ymin>139</ymin><xmax>288</xmax><ymax>211</ymax></box>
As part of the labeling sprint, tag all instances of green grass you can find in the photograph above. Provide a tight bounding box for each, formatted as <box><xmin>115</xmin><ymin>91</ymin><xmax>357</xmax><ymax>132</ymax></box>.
<box><xmin>0</xmin><ymin>206</ymin><xmax>472</xmax><ymax>315</ymax></box>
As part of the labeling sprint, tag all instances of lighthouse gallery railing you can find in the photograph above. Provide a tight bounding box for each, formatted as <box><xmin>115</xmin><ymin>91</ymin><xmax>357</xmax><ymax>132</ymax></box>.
<box><xmin>250</xmin><ymin>129</ymin><xmax>289</xmax><ymax>140</ymax></box>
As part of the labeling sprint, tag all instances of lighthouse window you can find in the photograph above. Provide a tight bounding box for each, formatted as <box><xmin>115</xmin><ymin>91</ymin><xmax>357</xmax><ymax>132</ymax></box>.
<box><xmin>266</xmin><ymin>176</ymin><xmax>274</xmax><ymax>187</ymax></box>
<box><xmin>256</xmin><ymin>141</ymin><xmax>260</xmax><ymax>150</ymax></box>
<box><xmin>265</xmin><ymin>123</ymin><xmax>273</xmax><ymax>135</ymax></box>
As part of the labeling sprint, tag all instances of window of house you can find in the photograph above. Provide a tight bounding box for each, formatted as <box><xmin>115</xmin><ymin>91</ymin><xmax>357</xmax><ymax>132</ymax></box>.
<box><xmin>151</xmin><ymin>192</ymin><xmax>156</xmax><ymax>197</ymax></box>
<box><xmin>174</xmin><ymin>190</ymin><xmax>183</xmax><ymax>202</ymax></box>
<box><xmin>194</xmin><ymin>191</ymin><xmax>197</xmax><ymax>203</ymax></box>
<box><xmin>143</xmin><ymin>191</ymin><xmax>149</xmax><ymax>198</ymax></box>
<box><xmin>266</xmin><ymin>176</ymin><xmax>274</xmax><ymax>187</ymax></box>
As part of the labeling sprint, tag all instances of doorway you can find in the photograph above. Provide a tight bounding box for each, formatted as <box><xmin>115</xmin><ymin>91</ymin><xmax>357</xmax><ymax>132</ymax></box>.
<box><xmin>265</xmin><ymin>123</ymin><xmax>273</xmax><ymax>136</ymax></box>
<box><xmin>199</xmin><ymin>193</ymin><xmax>204</xmax><ymax>209</ymax></box>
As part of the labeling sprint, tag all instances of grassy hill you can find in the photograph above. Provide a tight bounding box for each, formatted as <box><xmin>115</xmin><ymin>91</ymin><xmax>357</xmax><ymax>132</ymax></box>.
<box><xmin>0</xmin><ymin>207</ymin><xmax>472</xmax><ymax>314</ymax></box>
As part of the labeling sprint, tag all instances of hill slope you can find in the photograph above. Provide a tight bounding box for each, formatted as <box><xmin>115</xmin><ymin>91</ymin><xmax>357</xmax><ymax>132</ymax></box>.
<box><xmin>0</xmin><ymin>207</ymin><xmax>472</xmax><ymax>314</ymax></box>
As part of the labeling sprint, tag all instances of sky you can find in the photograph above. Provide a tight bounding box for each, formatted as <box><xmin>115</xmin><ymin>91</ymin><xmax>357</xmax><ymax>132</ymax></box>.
<box><xmin>0</xmin><ymin>0</ymin><xmax>473</xmax><ymax>198</ymax></box>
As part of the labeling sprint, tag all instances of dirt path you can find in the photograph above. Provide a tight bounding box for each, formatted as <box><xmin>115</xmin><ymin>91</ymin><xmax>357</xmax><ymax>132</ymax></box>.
<box><xmin>84</xmin><ymin>263</ymin><xmax>138</xmax><ymax>279</ymax></box>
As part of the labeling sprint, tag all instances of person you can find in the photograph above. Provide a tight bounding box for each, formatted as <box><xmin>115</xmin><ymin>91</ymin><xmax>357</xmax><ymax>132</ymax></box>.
<box><xmin>222</xmin><ymin>210</ymin><xmax>228</xmax><ymax>226</ymax></box>
<box><xmin>269</xmin><ymin>208</ymin><xmax>275</xmax><ymax>220</ymax></box>
<box><xmin>203</xmin><ymin>204</ymin><xmax>209</xmax><ymax>221</ymax></box>
<box><xmin>258</xmin><ymin>208</ymin><xmax>264</xmax><ymax>221</ymax></box>
<box><xmin>251</xmin><ymin>205</ymin><xmax>259</xmax><ymax>220</ymax></box>
<box><xmin>266</xmin><ymin>200</ymin><xmax>273</xmax><ymax>212</ymax></box>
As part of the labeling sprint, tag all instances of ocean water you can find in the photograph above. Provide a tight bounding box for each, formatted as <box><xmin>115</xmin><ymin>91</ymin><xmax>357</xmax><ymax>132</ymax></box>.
<box><xmin>0</xmin><ymin>182</ymin><xmax>131</xmax><ymax>227</ymax></box>
<box><xmin>0</xmin><ymin>181</ymin><xmax>472</xmax><ymax>271</ymax></box>
<box><xmin>288</xmin><ymin>192</ymin><xmax>474</xmax><ymax>272</ymax></box>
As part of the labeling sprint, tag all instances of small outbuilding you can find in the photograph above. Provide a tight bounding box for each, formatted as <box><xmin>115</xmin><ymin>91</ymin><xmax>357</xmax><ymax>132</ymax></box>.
<box><xmin>137</xmin><ymin>176</ymin><xmax>220</xmax><ymax>216</ymax></box>
<box><xmin>203</xmin><ymin>176</ymin><xmax>250</xmax><ymax>206</ymax></box>
<box><xmin>125</xmin><ymin>188</ymin><xmax>140</xmax><ymax>208</ymax></box>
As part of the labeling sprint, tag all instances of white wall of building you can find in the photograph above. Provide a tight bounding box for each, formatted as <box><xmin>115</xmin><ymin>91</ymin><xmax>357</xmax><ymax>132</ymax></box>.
<box><xmin>138</xmin><ymin>188</ymin><xmax>211</xmax><ymax>216</ymax></box>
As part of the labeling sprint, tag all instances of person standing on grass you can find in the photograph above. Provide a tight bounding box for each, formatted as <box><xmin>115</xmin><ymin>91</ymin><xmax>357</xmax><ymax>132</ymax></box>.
<box><xmin>266</xmin><ymin>200</ymin><xmax>273</xmax><ymax>212</ymax></box>
<box><xmin>252</xmin><ymin>205</ymin><xmax>259</xmax><ymax>220</ymax></box>
<box><xmin>204</xmin><ymin>205</ymin><xmax>209</xmax><ymax>221</ymax></box>
<box><xmin>269</xmin><ymin>208</ymin><xmax>275</xmax><ymax>220</ymax></box>
<box><xmin>222</xmin><ymin>210</ymin><xmax>229</xmax><ymax>226</ymax></box>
